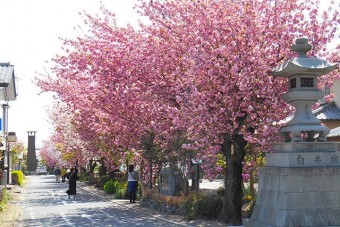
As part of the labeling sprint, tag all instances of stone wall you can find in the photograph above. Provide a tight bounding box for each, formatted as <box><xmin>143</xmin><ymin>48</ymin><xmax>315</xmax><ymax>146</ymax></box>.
<box><xmin>245</xmin><ymin>167</ymin><xmax>340</xmax><ymax>227</ymax></box>
<box><xmin>140</xmin><ymin>198</ymin><xmax>185</xmax><ymax>215</ymax></box>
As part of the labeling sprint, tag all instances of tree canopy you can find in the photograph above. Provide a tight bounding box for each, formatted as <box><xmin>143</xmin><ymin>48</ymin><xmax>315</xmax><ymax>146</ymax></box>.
<box><xmin>36</xmin><ymin>0</ymin><xmax>339</xmax><ymax>224</ymax></box>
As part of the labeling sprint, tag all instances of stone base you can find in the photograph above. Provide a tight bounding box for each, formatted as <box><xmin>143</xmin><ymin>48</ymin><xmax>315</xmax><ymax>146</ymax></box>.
<box><xmin>245</xmin><ymin>167</ymin><xmax>340</xmax><ymax>227</ymax></box>
<box><xmin>266</xmin><ymin>152</ymin><xmax>340</xmax><ymax>167</ymax></box>
<box><xmin>267</xmin><ymin>142</ymin><xmax>340</xmax><ymax>168</ymax></box>
<box><xmin>274</xmin><ymin>142</ymin><xmax>340</xmax><ymax>153</ymax></box>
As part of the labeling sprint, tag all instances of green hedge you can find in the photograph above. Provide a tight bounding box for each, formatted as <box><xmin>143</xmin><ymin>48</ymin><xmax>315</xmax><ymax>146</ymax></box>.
<box><xmin>96</xmin><ymin>175</ymin><xmax>111</xmax><ymax>189</ymax></box>
<box><xmin>104</xmin><ymin>180</ymin><xmax>119</xmax><ymax>194</ymax></box>
<box><xmin>12</xmin><ymin>170</ymin><xmax>25</xmax><ymax>186</ymax></box>
<box><xmin>183</xmin><ymin>193</ymin><xmax>223</xmax><ymax>220</ymax></box>
<box><xmin>104</xmin><ymin>180</ymin><xmax>141</xmax><ymax>200</ymax></box>
<box><xmin>78</xmin><ymin>171</ymin><xmax>89</xmax><ymax>182</ymax></box>
<box><xmin>115</xmin><ymin>181</ymin><xmax>128</xmax><ymax>199</ymax></box>
<box><xmin>0</xmin><ymin>187</ymin><xmax>10</xmax><ymax>213</ymax></box>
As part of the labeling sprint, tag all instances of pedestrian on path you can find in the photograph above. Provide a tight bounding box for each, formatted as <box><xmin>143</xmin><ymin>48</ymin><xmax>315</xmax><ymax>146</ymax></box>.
<box><xmin>61</xmin><ymin>167</ymin><xmax>67</xmax><ymax>183</ymax></box>
<box><xmin>127</xmin><ymin>164</ymin><xmax>138</xmax><ymax>203</ymax></box>
<box><xmin>66</xmin><ymin>167</ymin><xmax>78</xmax><ymax>199</ymax></box>
<box><xmin>54</xmin><ymin>167</ymin><xmax>61</xmax><ymax>183</ymax></box>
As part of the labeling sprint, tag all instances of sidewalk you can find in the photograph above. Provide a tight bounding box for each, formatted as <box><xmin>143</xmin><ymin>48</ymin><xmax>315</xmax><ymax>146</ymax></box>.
<box><xmin>0</xmin><ymin>185</ymin><xmax>23</xmax><ymax>227</ymax></box>
<box><xmin>0</xmin><ymin>180</ymin><xmax>234</xmax><ymax>226</ymax></box>
<box><xmin>78</xmin><ymin>182</ymin><xmax>226</xmax><ymax>226</ymax></box>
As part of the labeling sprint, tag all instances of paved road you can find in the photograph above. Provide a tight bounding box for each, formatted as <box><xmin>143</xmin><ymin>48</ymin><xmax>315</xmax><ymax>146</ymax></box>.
<box><xmin>17</xmin><ymin>175</ymin><xmax>224</xmax><ymax>227</ymax></box>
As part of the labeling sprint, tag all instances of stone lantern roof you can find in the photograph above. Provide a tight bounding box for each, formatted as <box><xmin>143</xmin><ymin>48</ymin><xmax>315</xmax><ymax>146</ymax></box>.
<box><xmin>272</xmin><ymin>38</ymin><xmax>338</xmax><ymax>77</ymax></box>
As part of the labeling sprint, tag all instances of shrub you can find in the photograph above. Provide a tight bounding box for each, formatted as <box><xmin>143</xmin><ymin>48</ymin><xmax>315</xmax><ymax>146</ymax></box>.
<box><xmin>12</xmin><ymin>170</ymin><xmax>25</xmax><ymax>186</ymax></box>
<box><xmin>104</xmin><ymin>180</ymin><xmax>119</xmax><ymax>194</ymax></box>
<box><xmin>216</xmin><ymin>186</ymin><xmax>224</xmax><ymax>197</ymax></box>
<box><xmin>114</xmin><ymin>181</ymin><xmax>142</xmax><ymax>200</ymax></box>
<box><xmin>20</xmin><ymin>164</ymin><xmax>26</xmax><ymax>173</ymax></box>
<box><xmin>143</xmin><ymin>188</ymin><xmax>186</xmax><ymax>206</ymax></box>
<box><xmin>183</xmin><ymin>193</ymin><xmax>223</xmax><ymax>220</ymax></box>
<box><xmin>199</xmin><ymin>194</ymin><xmax>223</xmax><ymax>220</ymax></box>
<box><xmin>79</xmin><ymin>171</ymin><xmax>89</xmax><ymax>182</ymax></box>
<box><xmin>143</xmin><ymin>188</ymin><xmax>159</xmax><ymax>201</ymax></box>
<box><xmin>97</xmin><ymin>175</ymin><xmax>111</xmax><ymax>189</ymax></box>
<box><xmin>115</xmin><ymin>181</ymin><xmax>128</xmax><ymax>199</ymax></box>
<box><xmin>0</xmin><ymin>187</ymin><xmax>10</xmax><ymax>213</ymax></box>
<box><xmin>242</xmin><ymin>184</ymin><xmax>256</xmax><ymax>218</ymax></box>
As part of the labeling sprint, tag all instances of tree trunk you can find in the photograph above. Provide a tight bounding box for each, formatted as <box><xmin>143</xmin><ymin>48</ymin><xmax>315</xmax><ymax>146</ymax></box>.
<box><xmin>99</xmin><ymin>158</ymin><xmax>107</xmax><ymax>176</ymax></box>
<box><xmin>220</xmin><ymin>134</ymin><xmax>247</xmax><ymax>225</ymax></box>
<box><xmin>139</xmin><ymin>160</ymin><xmax>145</xmax><ymax>196</ymax></box>
<box><xmin>190</xmin><ymin>161</ymin><xmax>196</xmax><ymax>191</ymax></box>
<box><xmin>89</xmin><ymin>159</ymin><xmax>97</xmax><ymax>185</ymax></box>
<box><xmin>249</xmin><ymin>152</ymin><xmax>256</xmax><ymax>198</ymax></box>
<box><xmin>125</xmin><ymin>159</ymin><xmax>129</xmax><ymax>179</ymax></box>
<box><xmin>149</xmin><ymin>161</ymin><xmax>153</xmax><ymax>189</ymax></box>
<box><xmin>89</xmin><ymin>159</ymin><xmax>97</xmax><ymax>173</ymax></box>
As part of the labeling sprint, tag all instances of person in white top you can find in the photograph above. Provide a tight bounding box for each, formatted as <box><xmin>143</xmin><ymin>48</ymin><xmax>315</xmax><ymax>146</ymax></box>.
<box><xmin>127</xmin><ymin>165</ymin><xmax>138</xmax><ymax>203</ymax></box>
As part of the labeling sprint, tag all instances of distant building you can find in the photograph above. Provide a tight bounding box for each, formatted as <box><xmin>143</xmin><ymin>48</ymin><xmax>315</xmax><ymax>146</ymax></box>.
<box><xmin>314</xmin><ymin>80</ymin><xmax>340</xmax><ymax>142</ymax></box>
<box><xmin>0</xmin><ymin>62</ymin><xmax>17</xmax><ymax>101</ymax></box>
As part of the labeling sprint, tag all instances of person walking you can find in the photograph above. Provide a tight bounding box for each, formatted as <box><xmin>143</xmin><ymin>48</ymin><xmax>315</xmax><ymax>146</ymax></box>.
<box><xmin>66</xmin><ymin>167</ymin><xmax>78</xmax><ymax>199</ymax></box>
<box><xmin>127</xmin><ymin>164</ymin><xmax>138</xmax><ymax>203</ymax></box>
<box><xmin>61</xmin><ymin>167</ymin><xmax>67</xmax><ymax>183</ymax></box>
<box><xmin>54</xmin><ymin>167</ymin><xmax>61</xmax><ymax>183</ymax></box>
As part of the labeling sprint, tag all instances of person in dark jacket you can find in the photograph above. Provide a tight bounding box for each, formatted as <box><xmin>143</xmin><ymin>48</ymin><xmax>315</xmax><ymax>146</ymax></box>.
<box><xmin>66</xmin><ymin>167</ymin><xmax>78</xmax><ymax>199</ymax></box>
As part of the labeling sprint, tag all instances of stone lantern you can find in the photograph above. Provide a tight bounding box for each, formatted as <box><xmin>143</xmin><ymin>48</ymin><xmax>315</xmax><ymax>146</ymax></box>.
<box><xmin>245</xmin><ymin>38</ymin><xmax>340</xmax><ymax>227</ymax></box>
<box><xmin>272</xmin><ymin>38</ymin><xmax>338</xmax><ymax>142</ymax></box>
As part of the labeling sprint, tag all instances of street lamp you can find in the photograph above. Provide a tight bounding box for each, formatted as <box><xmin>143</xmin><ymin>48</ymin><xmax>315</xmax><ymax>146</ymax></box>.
<box><xmin>7</xmin><ymin>132</ymin><xmax>17</xmax><ymax>142</ymax></box>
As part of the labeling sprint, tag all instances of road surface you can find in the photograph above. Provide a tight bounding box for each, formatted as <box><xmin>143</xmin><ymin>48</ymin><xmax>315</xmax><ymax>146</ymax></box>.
<box><xmin>17</xmin><ymin>175</ymin><xmax>224</xmax><ymax>227</ymax></box>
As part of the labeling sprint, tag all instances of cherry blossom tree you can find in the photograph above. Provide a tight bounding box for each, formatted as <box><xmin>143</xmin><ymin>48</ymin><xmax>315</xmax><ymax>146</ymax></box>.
<box><xmin>9</xmin><ymin>140</ymin><xmax>26</xmax><ymax>167</ymax></box>
<box><xmin>39</xmin><ymin>141</ymin><xmax>66</xmax><ymax>168</ymax></box>
<box><xmin>37</xmin><ymin>7</ymin><xmax>188</xmax><ymax>177</ymax></box>
<box><xmin>135</xmin><ymin>0</ymin><xmax>339</xmax><ymax>224</ymax></box>
<box><xmin>36</xmin><ymin>0</ymin><xmax>339</xmax><ymax>224</ymax></box>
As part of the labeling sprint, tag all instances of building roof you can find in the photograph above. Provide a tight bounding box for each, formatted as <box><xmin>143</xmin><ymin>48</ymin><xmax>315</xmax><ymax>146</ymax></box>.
<box><xmin>0</xmin><ymin>62</ymin><xmax>17</xmax><ymax>101</ymax></box>
<box><xmin>328</xmin><ymin>126</ymin><xmax>340</xmax><ymax>137</ymax></box>
<box><xmin>0</xmin><ymin>63</ymin><xmax>13</xmax><ymax>85</ymax></box>
<box><xmin>313</xmin><ymin>101</ymin><xmax>340</xmax><ymax>120</ymax></box>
